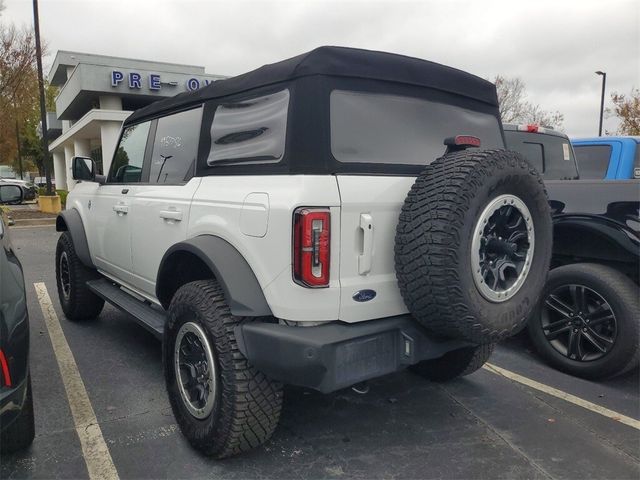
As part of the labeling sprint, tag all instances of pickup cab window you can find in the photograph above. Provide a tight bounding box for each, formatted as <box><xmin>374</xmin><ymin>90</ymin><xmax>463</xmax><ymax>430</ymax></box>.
<box><xmin>574</xmin><ymin>145</ymin><xmax>612</xmax><ymax>180</ymax></box>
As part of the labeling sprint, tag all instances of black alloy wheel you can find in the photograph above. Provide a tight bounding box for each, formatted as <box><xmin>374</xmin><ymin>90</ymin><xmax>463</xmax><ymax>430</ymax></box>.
<box><xmin>542</xmin><ymin>284</ymin><xmax>617</xmax><ymax>362</ymax></box>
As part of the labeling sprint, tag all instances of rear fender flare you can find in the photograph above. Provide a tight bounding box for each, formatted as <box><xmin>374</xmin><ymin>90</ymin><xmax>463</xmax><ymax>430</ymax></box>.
<box><xmin>157</xmin><ymin>235</ymin><xmax>271</xmax><ymax>317</ymax></box>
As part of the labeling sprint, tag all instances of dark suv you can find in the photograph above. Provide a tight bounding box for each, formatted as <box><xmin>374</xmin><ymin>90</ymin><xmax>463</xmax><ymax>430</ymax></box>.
<box><xmin>0</xmin><ymin>184</ymin><xmax>35</xmax><ymax>453</ymax></box>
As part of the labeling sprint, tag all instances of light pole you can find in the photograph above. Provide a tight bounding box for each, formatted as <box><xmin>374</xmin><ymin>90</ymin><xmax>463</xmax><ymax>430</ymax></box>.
<box><xmin>32</xmin><ymin>0</ymin><xmax>53</xmax><ymax>195</ymax></box>
<box><xmin>595</xmin><ymin>71</ymin><xmax>606</xmax><ymax>137</ymax></box>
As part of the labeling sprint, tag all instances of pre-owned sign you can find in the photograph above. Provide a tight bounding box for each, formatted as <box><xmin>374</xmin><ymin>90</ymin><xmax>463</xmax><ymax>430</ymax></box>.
<box><xmin>110</xmin><ymin>71</ymin><xmax>213</xmax><ymax>92</ymax></box>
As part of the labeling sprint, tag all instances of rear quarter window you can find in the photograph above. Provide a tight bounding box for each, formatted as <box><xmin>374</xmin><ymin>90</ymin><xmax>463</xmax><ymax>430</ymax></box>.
<box><xmin>573</xmin><ymin>145</ymin><xmax>612</xmax><ymax>180</ymax></box>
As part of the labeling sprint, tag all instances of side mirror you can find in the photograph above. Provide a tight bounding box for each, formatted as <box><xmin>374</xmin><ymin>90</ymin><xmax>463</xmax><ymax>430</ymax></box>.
<box><xmin>72</xmin><ymin>156</ymin><xmax>97</xmax><ymax>181</ymax></box>
<box><xmin>0</xmin><ymin>184</ymin><xmax>23</xmax><ymax>205</ymax></box>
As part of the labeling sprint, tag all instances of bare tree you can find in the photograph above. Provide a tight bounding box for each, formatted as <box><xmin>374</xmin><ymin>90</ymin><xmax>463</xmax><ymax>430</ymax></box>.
<box><xmin>494</xmin><ymin>75</ymin><xmax>564</xmax><ymax>130</ymax></box>
<box><xmin>606</xmin><ymin>88</ymin><xmax>640</xmax><ymax>135</ymax></box>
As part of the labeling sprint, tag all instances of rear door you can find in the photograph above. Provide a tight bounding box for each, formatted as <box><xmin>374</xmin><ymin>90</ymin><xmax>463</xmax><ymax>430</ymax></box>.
<box><xmin>330</xmin><ymin>89</ymin><xmax>504</xmax><ymax>322</ymax></box>
<box><xmin>129</xmin><ymin>107</ymin><xmax>203</xmax><ymax>296</ymax></box>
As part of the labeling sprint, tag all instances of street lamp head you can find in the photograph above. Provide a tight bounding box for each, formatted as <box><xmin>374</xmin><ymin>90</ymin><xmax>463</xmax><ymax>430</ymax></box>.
<box><xmin>595</xmin><ymin>70</ymin><xmax>605</xmax><ymax>76</ymax></box>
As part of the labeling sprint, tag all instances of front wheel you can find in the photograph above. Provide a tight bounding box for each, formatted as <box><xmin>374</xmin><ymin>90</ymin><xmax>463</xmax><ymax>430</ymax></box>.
<box><xmin>55</xmin><ymin>232</ymin><xmax>104</xmax><ymax>321</ymax></box>
<box><xmin>163</xmin><ymin>280</ymin><xmax>283</xmax><ymax>459</ymax></box>
<box><xmin>527</xmin><ymin>263</ymin><xmax>639</xmax><ymax>379</ymax></box>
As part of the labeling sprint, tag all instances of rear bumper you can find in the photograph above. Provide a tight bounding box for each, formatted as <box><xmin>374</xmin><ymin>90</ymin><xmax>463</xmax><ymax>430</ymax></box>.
<box><xmin>0</xmin><ymin>376</ymin><xmax>28</xmax><ymax>432</ymax></box>
<box><xmin>235</xmin><ymin>315</ymin><xmax>471</xmax><ymax>393</ymax></box>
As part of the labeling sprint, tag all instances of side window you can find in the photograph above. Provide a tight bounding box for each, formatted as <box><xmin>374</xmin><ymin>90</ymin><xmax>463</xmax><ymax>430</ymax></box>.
<box><xmin>108</xmin><ymin>121</ymin><xmax>151</xmax><ymax>183</ymax></box>
<box><xmin>574</xmin><ymin>145</ymin><xmax>612</xmax><ymax>180</ymax></box>
<box><xmin>207</xmin><ymin>89</ymin><xmax>289</xmax><ymax>166</ymax></box>
<box><xmin>149</xmin><ymin>107</ymin><xmax>202</xmax><ymax>184</ymax></box>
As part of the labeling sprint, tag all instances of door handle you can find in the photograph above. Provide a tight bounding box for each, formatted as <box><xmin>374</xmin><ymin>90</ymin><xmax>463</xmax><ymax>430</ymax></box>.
<box><xmin>358</xmin><ymin>213</ymin><xmax>373</xmax><ymax>275</ymax></box>
<box><xmin>159</xmin><ymin>209</ymin><xmax>183</xmax><ymax>222</ymax></box>
<box><xmin>113</xmin><ymin>204</ymin><xmax>129</xmax><ymax>215</ymax></box>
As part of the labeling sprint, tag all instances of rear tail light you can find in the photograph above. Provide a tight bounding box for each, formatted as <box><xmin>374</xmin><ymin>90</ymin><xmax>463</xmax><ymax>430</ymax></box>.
<box><xmin>293</xmin><ymin>207</ymin><xmax>330</xmax><ymax>287</ymax></box>
<box><xmin>0</xmin><ymin>349</ymin><xmax>11</xmax><ymax>387</ymax></box>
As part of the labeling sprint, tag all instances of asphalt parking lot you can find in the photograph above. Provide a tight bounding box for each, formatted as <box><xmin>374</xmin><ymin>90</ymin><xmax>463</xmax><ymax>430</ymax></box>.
<box><xmin>1</xmin><ymin>225</ymin><xmax>639</xmax><ymax>479</ymax></box>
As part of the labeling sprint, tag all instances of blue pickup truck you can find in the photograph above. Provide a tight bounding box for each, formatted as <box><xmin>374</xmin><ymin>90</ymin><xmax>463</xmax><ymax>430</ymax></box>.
<box><xmin>572</xmin><ymin>137</ymin><xmax>640</xmax><ymax>180</ymax></box>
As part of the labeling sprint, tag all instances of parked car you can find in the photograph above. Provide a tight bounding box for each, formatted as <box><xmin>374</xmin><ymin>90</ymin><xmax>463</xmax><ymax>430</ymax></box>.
<box><xmin>572</xmin><ymin>136</ymin><xmax>640</xmax><ymax>180</ymax></box>
<box><xmin>0</xmin><ymin>184</ymin><xmax>35</xmax><ymax>453</ymax></box>
<box><xmin>504</xmin><ymin>125</ymin><xmax>639</xmax><ymax>379</ymax></box>
<box><xmin>0</xmin><ymin>179</ymin><xmax>37</xmax><ymax>203</ymax></box>
<box><xmin>55</xmin><ymin>47</ymin><xmax>552</xmax><ymax>458</ymax></box>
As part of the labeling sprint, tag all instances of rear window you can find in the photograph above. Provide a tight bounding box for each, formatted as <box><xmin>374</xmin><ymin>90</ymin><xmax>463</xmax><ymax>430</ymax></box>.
<box><xmin>330</xmin><ymin>90</ymin><xmax>503</xmax><ymax>165</ymax></box>
<box><xmin>504</xmin><ymin>131</ymin><xmax>579</xmax><ymax>180</ymax></box>
<box><xmin>573</xmin><ymin>145</ymin><xmax>612</xmax><ymax>180</ymax></box>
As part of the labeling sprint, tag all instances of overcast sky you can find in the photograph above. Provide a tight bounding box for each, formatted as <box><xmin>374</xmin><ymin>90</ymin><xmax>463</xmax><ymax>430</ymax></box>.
<box><xmin>3</xmin><ymin>0</ymin><xmax>639</xmax><ymax>137</ymax></box>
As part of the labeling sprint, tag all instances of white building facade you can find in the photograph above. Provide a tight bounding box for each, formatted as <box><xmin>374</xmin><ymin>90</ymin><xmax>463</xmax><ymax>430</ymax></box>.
<box><xmin>47</xmin><ymin>51</ymin><xmax>223</xmax><ymax>191</ymax></box>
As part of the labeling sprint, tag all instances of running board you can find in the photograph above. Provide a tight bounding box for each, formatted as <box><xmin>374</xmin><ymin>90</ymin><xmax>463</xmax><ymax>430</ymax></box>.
<box><xmin>87</xmin><ymin>279</ymin><xmax>165</xmax><ymax>339</ymax></box>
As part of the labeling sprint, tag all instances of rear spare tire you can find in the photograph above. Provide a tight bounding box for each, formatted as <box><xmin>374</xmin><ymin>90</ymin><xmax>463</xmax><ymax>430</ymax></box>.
<box><xmin>395</xmin><ymin>149</ymin><xmax>552</xmax><ymax>344</ymax></box>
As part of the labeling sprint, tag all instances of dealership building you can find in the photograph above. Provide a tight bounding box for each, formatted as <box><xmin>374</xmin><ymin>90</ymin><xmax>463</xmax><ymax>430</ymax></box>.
<box><xmin>46</xmin><ymin>51</ymin><xmax>224</xmax><ymax>190</ymax></box>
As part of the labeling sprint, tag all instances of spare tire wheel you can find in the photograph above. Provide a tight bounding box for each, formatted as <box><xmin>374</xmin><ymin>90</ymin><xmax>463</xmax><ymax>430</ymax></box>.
<box><xmin>395</xmin><ymin>149</ymin><xmax>552</xmax><ymax>344</ymax></box>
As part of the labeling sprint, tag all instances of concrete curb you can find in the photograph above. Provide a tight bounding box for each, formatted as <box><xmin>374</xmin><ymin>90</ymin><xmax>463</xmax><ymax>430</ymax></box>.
<box><xmin>11</xmin><ymin>218</ymin><xmax>57</xmax><ymax>227</ymax></box>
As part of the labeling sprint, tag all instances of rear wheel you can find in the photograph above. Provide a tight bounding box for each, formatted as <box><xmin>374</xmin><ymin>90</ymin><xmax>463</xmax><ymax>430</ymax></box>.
<box><xmin>0</xmin><ymin>374</ymin><xmax>35</xmax><ymax>453</ymax></box>
<box><xmin>410</xmin><ymin>344</ymin><xmax>494</xmax><ymax>382</ymax></box>
<box><xmin>527</xmin><ymin>263</ymin><xmax>639</xmax><ymax>379</ymax></box>
<box><xmin>56</xmin><ymin>232</ymin><xmax>104</xmax><ymax>321</ymax></box>
<box><xmin>163</xmin><ymin>280</ymin><xmax>283</xmax><ymax>459</ymax></box>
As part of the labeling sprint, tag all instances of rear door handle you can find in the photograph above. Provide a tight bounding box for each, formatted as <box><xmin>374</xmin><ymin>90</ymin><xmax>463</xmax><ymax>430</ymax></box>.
<box><xmin>358</xmin><ymin>213</ymin><xmax>373</xmax><ymax>275</ymax></box>
<box><xmin>159</xmin><ymin>209</ymin><xmax>183</xmax><ymax>222</ymax></box>
<box><xmin>113</xmin><ymin>204</ymin><xmax>129</xmax><ymax>215</ymax></box>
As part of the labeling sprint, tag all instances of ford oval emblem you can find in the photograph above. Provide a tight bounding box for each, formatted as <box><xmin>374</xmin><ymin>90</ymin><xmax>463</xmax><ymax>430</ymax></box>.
<box><xmin>352</xmin><ymin>289</ymin><xmax>377</xmax><ymax>302</ymax></box>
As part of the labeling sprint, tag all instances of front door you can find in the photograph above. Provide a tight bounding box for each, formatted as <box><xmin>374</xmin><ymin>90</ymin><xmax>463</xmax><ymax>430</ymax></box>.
<box><xmin>90</xmin><ymin>120</ymin><xmax>152</xmax><ymax>287</ymax></box>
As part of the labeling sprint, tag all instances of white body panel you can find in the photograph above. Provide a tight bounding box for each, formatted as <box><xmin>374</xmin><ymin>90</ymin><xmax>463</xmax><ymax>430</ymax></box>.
<box><xmin>68</xmin><ymin>172</ymin><xmax>416</xmax><ymax>324</ymax></box>
<box><xmin>129</xmin><ymin>178</ymin><xmax>202</xmax><ymax>294</ymax></box>
<box><xmin>189</xmin><ymin>175</ymin><xmax>342</xmax><ymax>322</ymax></box>
<box><xmin>336</xmin><ymin>175</ymin><xmax>414</xmax><ymax>322</ymax></box>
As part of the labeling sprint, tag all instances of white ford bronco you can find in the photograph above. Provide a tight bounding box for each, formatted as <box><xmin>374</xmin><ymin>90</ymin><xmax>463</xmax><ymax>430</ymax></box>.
<box><xmin>55</xmin><ymin>47</ymin><xmax>552</xmax><ymax>458</ymax></box>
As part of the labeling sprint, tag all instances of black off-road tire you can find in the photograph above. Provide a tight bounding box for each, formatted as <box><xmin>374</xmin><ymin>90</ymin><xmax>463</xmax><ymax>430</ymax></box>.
<box><xmin>55</xmin><ymin>232</ymin><xmax>104</xmax><ymax>321</ymax></box>
<box><xmin>0</xmin><ymin>374</ymin><xmax>35</xmax><ymax>454</ymax></box>
<box><xmin>527</xmin><ymin>263</ymin><xmax>639</xmax><ymax>379</ymax></box>
<box><xmin>163</xmin><ymin>280</ymin><xmax>283</xmax><ymax>459</ymax></box>
<box><xmin>395</xmin><ymin>149</ymin><xmax>552</xmax><ymax>344</ymax></box>
<box><xmin>410</xmin><ymin>343</ymin><xmax>494</xmax><ymax>382</ymax></box>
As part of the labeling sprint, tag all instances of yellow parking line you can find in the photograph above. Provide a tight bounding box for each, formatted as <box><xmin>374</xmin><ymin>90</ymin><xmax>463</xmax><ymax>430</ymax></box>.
<box><xmin>34</xmin><ymin>283</ymin><xmax>119</xmax><ymax>480</ymax></box>
<box><xmin>483</xmin><ymin>362</ymin><xmax>640</xmax><ymax>430</ymax></box>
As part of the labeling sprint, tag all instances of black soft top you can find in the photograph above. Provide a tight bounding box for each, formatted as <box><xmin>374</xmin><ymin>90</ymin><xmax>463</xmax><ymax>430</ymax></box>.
<box><xmin>125</xmin><ymin>46</ymin><xmax>498</xmax><ymax>125</ymax></box>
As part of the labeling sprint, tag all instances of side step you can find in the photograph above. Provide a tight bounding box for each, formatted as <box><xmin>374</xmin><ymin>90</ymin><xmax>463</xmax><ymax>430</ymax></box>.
<box><xmin>87</xmin><ymin>279</ymin><xmax>166</xmax><ymax>339</ymax></box>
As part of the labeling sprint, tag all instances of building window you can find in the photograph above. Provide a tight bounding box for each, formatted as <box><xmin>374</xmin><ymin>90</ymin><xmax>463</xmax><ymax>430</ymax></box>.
<box><xmin>207</xmin><ymin>89</ymin><xmax>289</xmax><ymax>166</ymax></box>
<box><xmin>149</xmin><ymin>107</ymin><xmax>202</xmax><ymax>184</ymax></box>
<box><xmin>108</xmin><ymin>121</ymin><xmax>151</xmax><ymax>183</ymax></box>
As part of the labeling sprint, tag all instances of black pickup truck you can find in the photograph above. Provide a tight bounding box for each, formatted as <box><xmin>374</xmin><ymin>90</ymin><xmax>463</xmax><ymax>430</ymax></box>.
<box><xmin>504</xmin><ymin>124</ymin><xmax>639</xmax><ymax>379</ymax></box>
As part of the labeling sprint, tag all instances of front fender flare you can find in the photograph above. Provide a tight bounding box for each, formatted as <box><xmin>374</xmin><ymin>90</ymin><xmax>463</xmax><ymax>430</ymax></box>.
<box><xmin>157</xmin><ymin>235</ymin><xmax>272</xmax><ymax>317</ymax></box>
<box><xmin>56</xmin><ymin>209</ymin><xmax>95</xmax><ymax>268</ymax></box>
